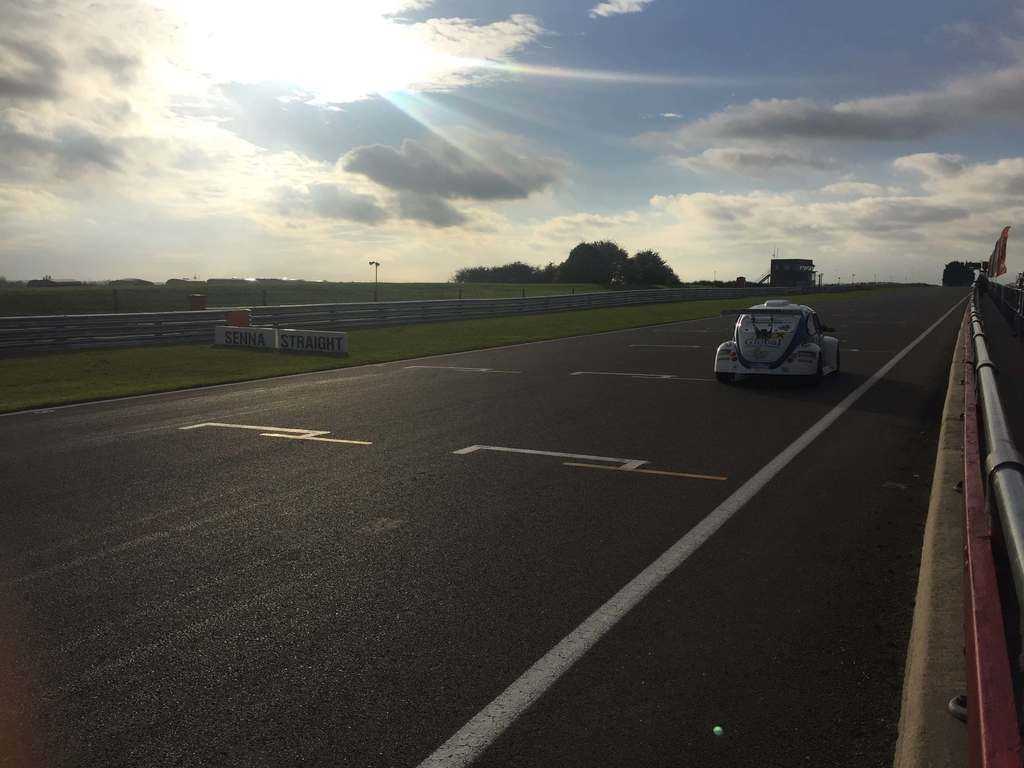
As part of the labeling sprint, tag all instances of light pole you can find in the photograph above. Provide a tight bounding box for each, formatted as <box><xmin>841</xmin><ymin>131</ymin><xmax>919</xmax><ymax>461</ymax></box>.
<box><xmin>369</xmin><ymin>261</ymin><xmax>381</xmax><ymax>301</ymax></box>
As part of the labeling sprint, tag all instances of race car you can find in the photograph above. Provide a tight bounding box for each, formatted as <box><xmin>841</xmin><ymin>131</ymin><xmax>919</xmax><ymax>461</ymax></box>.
<box><xmin>713</xmin><ymin>299</ymin><xmax>839</xmax><ymax>383</ymax></box>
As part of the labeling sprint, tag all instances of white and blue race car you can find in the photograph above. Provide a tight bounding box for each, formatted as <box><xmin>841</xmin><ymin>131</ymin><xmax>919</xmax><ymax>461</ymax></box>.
<box><xmin>714</xmin><ymin>299</ymin><xmax>839</xmax><ymax>383</ymax></box>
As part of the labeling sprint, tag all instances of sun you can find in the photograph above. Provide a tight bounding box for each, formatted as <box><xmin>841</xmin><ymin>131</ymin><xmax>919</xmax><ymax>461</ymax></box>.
<box><xmin>156</xmin><ymin>1</ymin><xmax>467</xmax><ymax>103</ymax></box>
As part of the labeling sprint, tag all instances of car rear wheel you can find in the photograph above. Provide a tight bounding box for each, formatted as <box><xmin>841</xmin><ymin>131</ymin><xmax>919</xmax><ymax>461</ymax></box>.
<box><xmin>716</xmin><ymin>372</ymin><xmax>735</xmax><ymax>383</ymax></box>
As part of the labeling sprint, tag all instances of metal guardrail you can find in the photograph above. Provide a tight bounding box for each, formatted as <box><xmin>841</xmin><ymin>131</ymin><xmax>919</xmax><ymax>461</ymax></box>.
<box><xmin>962</xmin><ymin>295</ymin><xmax>1023</xmax><ymax>767</ymax></box>
<box><xmin>971</xmin><ymin>283</ymin><xmax>1024</xmax><ymax>610</ymax></box>
<box><xmin>988</xmin><ymin>280</ymin><xmax>1024</xmax><ymax>337</ymax></box>
<box><xmin>962</xmin><ymin>280</ymin><xmax>1024</xmax><ymax>765</ymax></box>
<box><xmin>0</xmin><ymin>285</ymin><xmax>854</xmax><ymax>353</ymax></box>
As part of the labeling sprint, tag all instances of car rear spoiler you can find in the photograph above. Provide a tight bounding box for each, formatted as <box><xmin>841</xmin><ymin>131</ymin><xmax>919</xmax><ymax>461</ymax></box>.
<box><xmin>719</xmin><ymin>308</ymin><xmax>803</xmax><ymax>316</ymax></box>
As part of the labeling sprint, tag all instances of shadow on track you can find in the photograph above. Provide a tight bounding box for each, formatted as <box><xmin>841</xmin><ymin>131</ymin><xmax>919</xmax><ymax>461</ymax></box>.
<box><xmin>722</xmin><ymin>371</ymin><xmax>934</xmax><ymax>420</ymax></box>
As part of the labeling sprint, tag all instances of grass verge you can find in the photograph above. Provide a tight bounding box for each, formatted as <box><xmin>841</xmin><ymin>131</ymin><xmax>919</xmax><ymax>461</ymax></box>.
<box><xmin>0</xmin><ymin>289</ymin><xmax>873</xmax><ymax>413</ymax></box>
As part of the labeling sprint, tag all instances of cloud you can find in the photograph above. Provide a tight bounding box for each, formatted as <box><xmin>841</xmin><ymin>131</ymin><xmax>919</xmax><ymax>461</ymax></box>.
<box><xmin>849</xmin><ymin>198</ymin><xmax>970</xmax><ymax>231</ymax></box>
<box><xmin>396</xmin><ymin>193</ymin><xmax>467</xmax><ymax>227</ymax></box>
<box><xmin>640</xmin><ymin>65</ymin><xmax>1024</xmax><ymax>147</ymax></box>
<box><xmin>275</xmin><ymin>184</ymin><xmax>389</xmax><ymax>224</ymax></box>
<box><xmin>892</xmin><ymin>152</ymin><xmax>966</xmax><ymax>178</ymax></box>
<box><xmin>820</xmin><ymin>181</ymin><xmax>901</xmax><ymax>197</ymax></box>
<box><xmin>674</xmin><ymin>147</ymin><xmax>838</xmax><ymax>175</ymax></box>
<box><xmin>385</xmin><ymin>0</ymin><xmax>436</xmax><ymax>15</ymax></box>
<box><xmin>414</xmin><ymin>14</ymin><xmax>545</xmax><ymax>60</ymax></box>
<box><xmin>651</xmin><ymin>189</ymin><xmax>970</xmax><ymax>244</ymax></box>
<box><xmin>213</xmin><ymin>84</ymin><xmax>428</xmax><ymax>163</ymax></box>
<box><xmin>895</xmin><ymin>154</ymin><xmax>1024</xmax><ymax>200</ymax></box>
<box><xmin>532</xmin><ymin>211</ymin><xmax>642</xmax><ymax>239</ymax></box>
<box><xmin>87</xmin><ymin>47</ymin><xmax>142</xmax><ymax>85</ymax></box>
<box><xmin>589</xmin><ymin>0</ymin><xmax>655</xmax><ymax>19</ymax></box>
<box><xmin>342</xmin><ymin>135</ymin><xmax>561</xmax><ymax>201</ymax></box>
<box><xmin>0</xmin><ymin>121</ymin><xmax>125</xmax><ymax>177</ymax></box>
<box><xmin>0</xmin><ymin>37</ymin><xmax>64</xmax><ymax>100</ymax></box>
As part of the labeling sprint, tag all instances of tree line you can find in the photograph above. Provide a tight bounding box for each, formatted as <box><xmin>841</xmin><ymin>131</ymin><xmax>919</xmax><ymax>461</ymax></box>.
<box><xmin>453</xmin><ymin>241</ymin><xmax>681</xmax><ymax>286</ymax></box>
<box><xmin>942</xmin><ymin>260</ymin><xmax>987</xmax><ymax>286</ymax></box>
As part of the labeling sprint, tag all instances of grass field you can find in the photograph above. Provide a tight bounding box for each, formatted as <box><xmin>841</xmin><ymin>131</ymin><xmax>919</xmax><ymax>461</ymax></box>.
<box><xmin>0</xmin><ymin>289</ymin><xmax>875</xmax><ymax>413</ymax></box>
<box><xmin>0</xmin><ymin>282</ymin><xmax>609</xmax><ymax>316</ymax></box>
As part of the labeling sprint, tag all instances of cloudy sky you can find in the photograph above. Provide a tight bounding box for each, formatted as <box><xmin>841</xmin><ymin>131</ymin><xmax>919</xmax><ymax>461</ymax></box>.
<box><xmin>1</xmin><ymin>0</ymin><xmax>1022</xmax><ymax>283</ymax></box>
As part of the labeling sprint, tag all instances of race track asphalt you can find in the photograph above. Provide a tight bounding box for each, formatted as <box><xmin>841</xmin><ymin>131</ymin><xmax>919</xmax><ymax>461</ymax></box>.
<box><xmin>0</xmin><ymin>287</ymin><xmax>966</xmax><ymax>768</ymax></box>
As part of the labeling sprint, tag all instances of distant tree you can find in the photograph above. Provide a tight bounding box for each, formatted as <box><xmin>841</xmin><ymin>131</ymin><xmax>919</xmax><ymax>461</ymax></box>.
<box><xmin>451</xmin><ymin>243</ymin><xmax>681</xmax><ymax>288</ymax></box>
<box><xmin>540</xmin><ymin>262</ymin><xmax>559</xmax><ymax>283</ymax></box>
<box><xmin>942</xmin><ymin>261</ymin><xmax>975</xmax><ymax>287</ymax></box>
<box><xmin>560</xmin><ymin>241</ymin><xmax>629</xmax><ymax>284</ymax></box>
<box><xmin>453</xmin><ymin>261</ymin><xmax>544</xmax><ymax>283</ymax></box>
<box><xmin>625</xmin><ymin>250</ymin><xmax>681</xmax><ymax>286</ymax></box>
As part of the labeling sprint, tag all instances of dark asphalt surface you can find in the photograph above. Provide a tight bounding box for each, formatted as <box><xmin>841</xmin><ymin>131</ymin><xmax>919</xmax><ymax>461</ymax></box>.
<box><xmin>0</xmin><ymin>287</ymin><xmax>965</xmax><ymax>768</ymax></box>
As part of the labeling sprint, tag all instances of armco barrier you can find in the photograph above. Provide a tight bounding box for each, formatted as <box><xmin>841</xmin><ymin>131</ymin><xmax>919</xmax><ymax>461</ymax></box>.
<box><xmin>962</xmin><ymin>303</ymin><xmax>1022</xmax><ymax>768</ymax></box>
<box><xmin>0</xmin><ymin>285</ymin><xmax>854</xmax><ymax>353</ymax></box>
<box><xmin>987</xmin><ymin>281</ymin><xmax>1024</xmax><ymax>336</ymax></box>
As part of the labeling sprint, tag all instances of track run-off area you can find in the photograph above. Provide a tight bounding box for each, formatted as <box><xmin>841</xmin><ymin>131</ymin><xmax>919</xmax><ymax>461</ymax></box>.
<box><xmin>0</xmin><ymin>287</ymin><xmax>965</xmax><ymax>767</ymax></box>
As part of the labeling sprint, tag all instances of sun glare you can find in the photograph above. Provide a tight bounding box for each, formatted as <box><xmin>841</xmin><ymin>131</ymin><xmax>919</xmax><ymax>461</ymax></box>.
<box><xmin>155</xmin><ymin>1</ymin><xmax>467</xmax><ymax>102</ymax></box>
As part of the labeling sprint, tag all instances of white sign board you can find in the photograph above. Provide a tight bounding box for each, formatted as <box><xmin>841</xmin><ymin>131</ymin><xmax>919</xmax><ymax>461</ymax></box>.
<box><xmin>215</xmin><ymin>325</ymin><xmax>278</xmax><ymax>350</ymax></box>
<box><xmin>279</xmin><ymin>329</ymin><xmax>348</xmax><ymax>356</ymax></box>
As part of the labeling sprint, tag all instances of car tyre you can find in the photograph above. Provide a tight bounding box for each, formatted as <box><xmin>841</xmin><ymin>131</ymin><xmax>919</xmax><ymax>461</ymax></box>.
<box><xmin>716</xmin><ymin>372</ymin><xmax>735</xmax><ymax>383</ymax></box>
<box><xmin>812</xmin><ymin>355</ymin><xmax>824</xmax><ymax>386</ymax></box>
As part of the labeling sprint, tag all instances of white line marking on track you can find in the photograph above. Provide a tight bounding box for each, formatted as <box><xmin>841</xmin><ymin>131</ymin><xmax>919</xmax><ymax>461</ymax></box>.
<box><xmin>453</xmin><ymin>444</ymin><xmax>648</xmax><ymax>470</ymax></box>
<box><xmin>570</xmin><ymin>371</ymin><xmax>715</xmax><ymax>382</ymax></box>
<box><xmin>260</xmin><ymin>433</ymin><xmax>373</xmax><ymax>445</ymax></box>
<box><xmin>563</xmin><ymin>462</ymin><xmax>727</xmax><ymax>481</ymax></box>
<box><xmin>405</xmin><ymin>365</ymin><xmax>521</xmax><ymax>374</ymax></box>
<box><xmin>180</xmin><ymin>422</ymin><xmax>319</xmax><ymax>434</ymax></box>
<box><xmin>179</xmin><ymin>422</ymin><xmax>371</xmax><ymax>445</ymax></box>
<box><xmin>417</xmin><ymin>296</ymin><xmax>966</xmax><ymax>768</ymax></box>
<box><xmin>628</xmin><ymin>344</ymin><xmax>704</xmax><ymax>349</ymax></box>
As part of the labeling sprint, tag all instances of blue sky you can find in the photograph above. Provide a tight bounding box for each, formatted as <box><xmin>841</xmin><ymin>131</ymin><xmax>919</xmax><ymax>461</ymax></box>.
<box><xmin>2</xmin><ymin>0</ymin><xmax>1023</xmax><ymax>282</ymax></box>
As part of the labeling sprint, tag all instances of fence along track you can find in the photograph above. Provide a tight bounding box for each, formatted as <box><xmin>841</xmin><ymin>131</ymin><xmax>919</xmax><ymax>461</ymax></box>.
<box><xmin>0</xmin><ymin>285</ymin><xmax>853</xmax><ymax>353</ymax></box>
